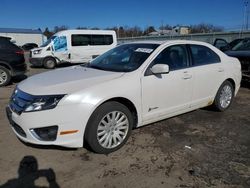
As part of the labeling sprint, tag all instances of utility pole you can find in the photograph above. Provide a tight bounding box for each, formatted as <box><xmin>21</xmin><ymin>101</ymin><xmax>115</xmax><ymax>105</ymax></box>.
<box><xmin>244</xmin><ymin>0</ymin><xmax>249</xmax><ymax>30</ymax></box>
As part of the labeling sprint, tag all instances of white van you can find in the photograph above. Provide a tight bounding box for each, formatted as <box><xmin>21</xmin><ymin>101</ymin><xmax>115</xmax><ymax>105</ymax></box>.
<box><xmin>30</xmin><ymin>30</ymin><xmax>117</xmax><ymax>68</ymax></box>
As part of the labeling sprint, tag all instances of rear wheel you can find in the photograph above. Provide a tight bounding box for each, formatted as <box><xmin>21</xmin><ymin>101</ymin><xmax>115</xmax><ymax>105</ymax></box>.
<box><xmin>84</xmin><ymin>101</ymin><xmax>133</xmax><ymax>154</ymax></box>
<box><xmin>0</xmin><ymin>66</ymin><xmax>11</xmax><ymax>87</ymax></box>
<box><xmin>213</xmin><ymin>80</ymin><xmax>234</xmax><ymax>111</ymax></box>
<box><xmin>43</xmin><ymin>57</ymin><xmax>56</xmax><ymax>69</ymax></box>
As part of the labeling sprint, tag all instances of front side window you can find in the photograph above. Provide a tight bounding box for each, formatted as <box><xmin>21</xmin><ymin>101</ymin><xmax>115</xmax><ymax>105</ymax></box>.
<box><xmin>190</xmin><ymin>45</ymin><xmax>220</xmax><ymax>66</ymax></box>
<box><xmin>152</xmin><ymin>45</ymin><xmax>188</xmax><ymax>71</ymax></box>
<box><xmin>85</xmin><ymin>43</ymin><xmax>159</xmax><ymax>72</ymax></box>
<box><xmin>53</xmin><ymin>36</ymin><xmax>67</xmax><ymax>52</ymax></box>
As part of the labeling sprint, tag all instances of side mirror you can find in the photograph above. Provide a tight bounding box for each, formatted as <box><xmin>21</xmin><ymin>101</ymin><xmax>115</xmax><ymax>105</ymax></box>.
<box><xmin>150</xmin><ymin>64</ymin><xmax>169</xmax><ymax>74</ymax></box>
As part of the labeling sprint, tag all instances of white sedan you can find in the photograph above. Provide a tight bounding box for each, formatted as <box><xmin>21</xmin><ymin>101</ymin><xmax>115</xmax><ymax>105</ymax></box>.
<box><xmin>6</xmin><ymin>40</ymin><xmax>241</xmax><ymax>154</ymax></box>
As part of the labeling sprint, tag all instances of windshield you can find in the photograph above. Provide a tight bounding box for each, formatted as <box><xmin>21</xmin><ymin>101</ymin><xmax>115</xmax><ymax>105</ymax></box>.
<box><xmin>86</xmin><ymin>43</ymin><xmax>159</xmax><ymax>72</ymax></box>
<box><xmin>40</xmin><ymin>36</ymin><xmax>57</xmax><ymax>47</ymax></box>
<box><xmin>232</xmin><ymin>39</ymin><xmax>250</xmax><ymax>51</ymax></box>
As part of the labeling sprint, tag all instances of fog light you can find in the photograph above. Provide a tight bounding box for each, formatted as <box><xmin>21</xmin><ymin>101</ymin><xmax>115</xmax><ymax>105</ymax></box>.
<box><xmin>30</xmin><ymin>126</ymin><xmax>58</xmax><ymax>141</ymax></box>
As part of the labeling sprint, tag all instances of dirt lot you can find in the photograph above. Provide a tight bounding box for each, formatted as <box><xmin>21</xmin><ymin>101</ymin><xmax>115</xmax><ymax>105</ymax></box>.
<box><xmin>0</xmin><ymin>63</ymin><xmax>250</xmax><ymax>188</ymax></box>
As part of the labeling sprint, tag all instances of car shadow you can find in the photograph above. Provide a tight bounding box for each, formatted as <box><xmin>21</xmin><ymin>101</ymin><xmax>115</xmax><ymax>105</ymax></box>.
<box><xmin>0</xmin><ymin>155</ymin><xmax>60</xmax><ymax>188</ymax></box>
<box><xmin>11</xmin><ymin>74</ymin><xmax>28</xmax><ymax>84</ymax></box>
<box><xmin>19</xmin><ymin>139</ymin><xmax>77</xmax><ymax>151</ymax></box>
<box><xmin>241</xmin><ymin>80</ymin><xmax>250</xmax><ymax>89</ymax></box>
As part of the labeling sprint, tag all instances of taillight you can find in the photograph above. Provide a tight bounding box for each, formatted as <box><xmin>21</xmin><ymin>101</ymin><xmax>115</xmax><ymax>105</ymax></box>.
<box><xmin>15</xmin><ymin>50</ymin><xmax>24</xmax><ymax>55</ymax></box>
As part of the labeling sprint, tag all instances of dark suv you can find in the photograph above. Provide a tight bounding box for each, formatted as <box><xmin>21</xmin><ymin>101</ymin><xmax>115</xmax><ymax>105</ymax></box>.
<box><xmin>0</xmin><ymin>37</ymin><xmax>27</xmax><ymax>86</ymax></box>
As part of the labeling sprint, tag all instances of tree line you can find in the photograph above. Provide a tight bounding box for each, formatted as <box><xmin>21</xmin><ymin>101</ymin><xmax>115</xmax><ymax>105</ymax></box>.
<box><xmin>43</xmin><ymin>23</ymin><xmax>223</xmax><ymax>38</ymax></box>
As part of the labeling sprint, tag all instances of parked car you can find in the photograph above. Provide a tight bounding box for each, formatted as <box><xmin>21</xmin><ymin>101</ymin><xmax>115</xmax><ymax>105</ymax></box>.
<box><xmin>6</xmin><ymin>40</ymin><xmax>241</xmax><ymax>153</ymax></box>
<box><xmin>22</xmin><ymin>43</ymin><xmax>38</xmax><ymax>51</ymax></box>
<box><xmin>30</xmin><ymin>29</ymin><xmax>117</xmax><ymax>69</ymax></box>
<box><xmin>0</xmin><ymin>36</ymin><xmax>27</xmax><ymax>86</ymax></box>
<box><xmin>214</xmin><ymin>38</ymin><xmax>245</xmax><ymax>51</ymax></box>
<box><xmin>224</xmin><ymin>39</ymin><xmax>250</xmax><ymax>82</ymax></box>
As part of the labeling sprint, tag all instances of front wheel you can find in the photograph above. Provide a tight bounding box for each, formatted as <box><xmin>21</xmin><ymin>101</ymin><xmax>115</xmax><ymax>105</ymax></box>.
<box><xmin>84</xmin><ymin>101</ymin><xmax>133</xmax><ymax>154</ymax></box>
<box><xmin>43</xmin><ymin>57</ymin><xmax>56</xmax><ymax>69</ymax></box>
<box><xmin>213</xmin><ymin>80</ymin><xmax>234</xmax><ymax>111</ymax></box>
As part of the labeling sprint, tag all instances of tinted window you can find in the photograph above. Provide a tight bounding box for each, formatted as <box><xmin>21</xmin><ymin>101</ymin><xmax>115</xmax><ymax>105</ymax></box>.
<box><xmin>91</xmin><ymin>35</ymin><xmax>104</xmax><ymax>45</ymax></box>
<box><xmin>104</xmin><ymin>35</ymin><xmax>113</xmax><ymax>45</ymax></box>
<box><xmin>0</xmin><ymin>39</ymin><xmax>20</xmax><ymax>50</ymax></box>
<box><xmin>232</xmin><ymin>39</ymin><xmax>250</xmax><ymax>51</ymax></box>
<box><xmin>71</xmin><ymin>35</ymin><xmax>90</xmax><ymax>46</ymax></box>
<box><xmin>152</xmin><ymin>45</ymin><xmax>188</xmax><ymax>71</ymax></box>
<box><xmin>190</xmin><ymin>45</ymin><xmax>220</xmax><ymax>66</ymax></box>
<box><xmin>71</xmin><ymin>34</ymin><xmax>113</xmax><ymax>46</ymax></box>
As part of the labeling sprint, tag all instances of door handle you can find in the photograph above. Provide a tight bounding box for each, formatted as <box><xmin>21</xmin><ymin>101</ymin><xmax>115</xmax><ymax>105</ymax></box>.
<box><xmin>218</xmin><ymin>68</ymin><xmax>224</xmax><ymax>72</ymax></box>
<box><xmin>182</xmin><ymin>73</ymin><xmax>192</xmax><ymax>80</ymax></box>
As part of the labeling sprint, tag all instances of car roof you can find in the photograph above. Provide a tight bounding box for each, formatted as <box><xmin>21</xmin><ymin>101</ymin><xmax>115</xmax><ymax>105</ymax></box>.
<box><xmin>124</xmin><ymin>40</ymin><xmax>211</xmax><ymax>46</ymax></box>
<box><xmin>0</xmin><ymin>36</ymin><xmax>11</xmax><ymax>40</ymax></box>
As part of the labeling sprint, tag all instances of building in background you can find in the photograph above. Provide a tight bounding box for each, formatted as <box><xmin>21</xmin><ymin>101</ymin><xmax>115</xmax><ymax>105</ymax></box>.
<box><xmin>0</xmin><ymin>28</ymin><xmax>47</xmax><ymax>46</ymax></box>
<box><xmin>148</xmin><ymin>26</ymin><xmax>191</xmax><ymax>36</ymax></box>
<box><xmin>172</xmin><ymin>26</ymin><xmax>190</xmax><ymax>35</ymax></box>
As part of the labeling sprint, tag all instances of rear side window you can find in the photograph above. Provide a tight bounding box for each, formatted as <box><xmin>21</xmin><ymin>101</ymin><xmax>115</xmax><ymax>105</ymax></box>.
<box><xmin>0</xmin><ymin>39</ymin><xmax>20</xmax><ymax>50</ymax></box>
<box><xmin>71</xmin><ymin>34</ymin><xmax>113</xmax><ymax>46</ymax></box>
<box><xmin>71</xmin><ymin>35</ymin><xmax>91</xmax><ymax>46</ymax></box>
<box><xmin>190</xmin><ymin>45</ymin><xmax>220</xmax><ymax>66</ymax></box>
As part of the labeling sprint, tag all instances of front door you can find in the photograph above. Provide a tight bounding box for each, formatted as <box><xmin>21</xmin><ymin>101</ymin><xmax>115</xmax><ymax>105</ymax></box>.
<box><xmin>141</xmin><ymin>45</ymin><xmax>193</xmax><ymax>124</ymax></box>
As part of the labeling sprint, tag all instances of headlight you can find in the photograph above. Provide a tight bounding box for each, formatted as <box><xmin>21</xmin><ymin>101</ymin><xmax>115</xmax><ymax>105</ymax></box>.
<box><xmin>24</xmin><ymin>95</ymin><xmax>65</xmax><ymax>112</ymax></box>
<box><xmin>33</xmin><ymin>49</ymin><xmax>42</xmax><ymax>54</ymax></box>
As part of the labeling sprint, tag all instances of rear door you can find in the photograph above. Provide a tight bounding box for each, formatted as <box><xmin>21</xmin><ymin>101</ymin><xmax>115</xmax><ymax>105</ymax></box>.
<box><xmin>188</xmin><ymin>44</ymin><xmax>225</xmax><ymax>108</ymax></box>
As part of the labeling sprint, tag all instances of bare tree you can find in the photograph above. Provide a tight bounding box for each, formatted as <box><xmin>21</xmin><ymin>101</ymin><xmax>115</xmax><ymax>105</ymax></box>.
<box><xmin>143</xmin><ymin>26</ymin><xmax>156</xmax><ymax>35</ymax></box>
<box><xmin>190</xmin><ymin>23</ymin><xmax>223</xmax><ymax>33</ymax></box>
<box><xmin>54</xmin><ymin>25</ymin><xmax>69</xmax><ymax>33</ymax></box>
<box><xmin>43</xmin><ymin>27</ymin><xmax>54</xmax><ymax>38</ymax></box>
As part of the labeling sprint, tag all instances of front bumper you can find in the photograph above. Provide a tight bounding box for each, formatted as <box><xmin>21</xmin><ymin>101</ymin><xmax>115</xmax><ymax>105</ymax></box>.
<box><xmin>29</xmin><ymin>57</ymin><xmax>44</xmax><ymax>67</ymax></box>
<box><xmin>6</xmin><ymin>105</ymin><xmax>86</xmax><ymax>148</ymax></box>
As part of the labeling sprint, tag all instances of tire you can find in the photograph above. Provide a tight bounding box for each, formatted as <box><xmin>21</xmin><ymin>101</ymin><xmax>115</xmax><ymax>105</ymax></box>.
<box><xmin>0</xmin><ymin>66</ymin><xmax>11</xmax><ymax>87</ymax></box>
<box><xmin>43</xmin><ymin>57</ymin><xmax>56</xmax><ymax>69</ymax></box>
<box><xmin>213</xmin><ymin>80</ymin><xmax>234</xmax><ymax>112</ymax></box>
<box><xmin>84</xmin><ymin>101</ymin><xmax>133</xmax><ymax>154</ymax></box>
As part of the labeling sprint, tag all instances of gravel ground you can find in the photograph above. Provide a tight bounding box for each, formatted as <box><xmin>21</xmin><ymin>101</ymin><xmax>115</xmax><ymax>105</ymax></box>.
<box><xmin>0</xmin><ymin>59</ymin><xmax>249</xmax><ymax>188</ymax></box>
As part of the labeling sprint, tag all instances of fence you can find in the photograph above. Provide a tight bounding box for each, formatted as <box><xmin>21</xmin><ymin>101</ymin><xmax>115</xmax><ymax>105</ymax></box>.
<box><xmin>118</xmin><ymin>31</ymin><xmax>250</xmax><ymax>44</ymax></box>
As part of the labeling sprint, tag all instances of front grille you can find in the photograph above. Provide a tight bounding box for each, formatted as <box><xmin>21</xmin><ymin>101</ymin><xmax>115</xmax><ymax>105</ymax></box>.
<box><xmin>29</xmin><ymin>51</ymin><xmax>32</xmax><ymax>57</ymax></box>
<box><xmin>9</xmin><ymin>88</ymin><xmax>35</xmax><ymax>115</ymax></box>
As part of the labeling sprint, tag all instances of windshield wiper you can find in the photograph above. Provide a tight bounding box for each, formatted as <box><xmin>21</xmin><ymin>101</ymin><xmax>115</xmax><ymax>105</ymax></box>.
<box><xmin>86</xmin><ymin>64</ymin><xmax>107</xmax><ymax>71</ymax></box>
<box><xmin>80</xmin><ymin>63</ymin><xmax>90</xmax><ymax>67</ymax></box>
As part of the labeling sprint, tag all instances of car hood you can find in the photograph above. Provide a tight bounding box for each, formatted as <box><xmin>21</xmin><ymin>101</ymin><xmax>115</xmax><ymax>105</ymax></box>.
<box><xmin>18</xmin><ymin>66</ymin><xmax>124</xmax><ymax>95</ymax></box>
